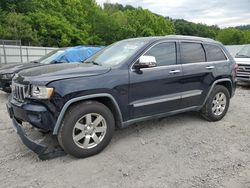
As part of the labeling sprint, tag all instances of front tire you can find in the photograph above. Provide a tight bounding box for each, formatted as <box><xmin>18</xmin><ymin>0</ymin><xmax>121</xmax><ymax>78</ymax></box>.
<box><xmin>201</xmin><ymin>85</ymin><xmax>230</xmax><ymax>121</ymax></box>
<box><xmin>3</xmin><ymin>86</ymin><xmax>11</xmax><ymax>93</ymax></box>
<box><xmin>58</xmin><ymin>101</ymin><xmax>115</xmax><ymax>158</ymax></box>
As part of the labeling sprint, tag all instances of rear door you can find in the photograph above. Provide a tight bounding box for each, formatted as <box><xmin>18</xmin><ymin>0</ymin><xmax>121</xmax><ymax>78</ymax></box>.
<box><xmin>179</xmin><ymin>41</ymin><xmax>216</xmax><ymax>108</ymax></box>
<box><xmin>203</xmin><ymin>43</ymin><xmax>229</xmax><ymax>79</ymax></box>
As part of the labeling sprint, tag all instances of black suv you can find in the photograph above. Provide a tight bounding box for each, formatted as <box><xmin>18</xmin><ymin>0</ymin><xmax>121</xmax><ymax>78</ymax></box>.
<box><xmin>7</xmin><ymin>35</ymin><xmax>237</xmax><ymax>159</ymax></box>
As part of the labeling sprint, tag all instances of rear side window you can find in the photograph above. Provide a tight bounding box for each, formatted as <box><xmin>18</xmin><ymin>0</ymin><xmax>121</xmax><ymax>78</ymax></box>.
<box><xmin>204</xmin><ymin>44</ymin><xmax>227</xmax><ymax>61</ymax></box>
<box><xmin>144</xmin><ymin>42</ymin><xmax>176</xmax><ymax>66</ymax></box>
<box><xmin>180</xmin><ymin>42</ymin><xmax>206</xmax><ymax>64</ymax></box>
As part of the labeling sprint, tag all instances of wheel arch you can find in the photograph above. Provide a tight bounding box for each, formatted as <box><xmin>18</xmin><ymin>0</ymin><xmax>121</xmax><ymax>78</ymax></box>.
<box><xmin>202</xmin><ymin>78</ymin><xmax>233</xmax><ymax>107</ymax></box>
<box><xmin>53</xmin><ymin>93</ymin><xmax>123</xmax><ymax>135</ymax></box>
<box><xmin>215</xmin><ymin>81</ymin><xmax>233</xmax><ymax>97</ymax></box>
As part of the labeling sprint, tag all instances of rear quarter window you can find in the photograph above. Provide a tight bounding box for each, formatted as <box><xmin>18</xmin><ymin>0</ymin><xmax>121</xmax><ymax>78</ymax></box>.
<box><xmin>203</xmin><ymin>44</ymin><xmax>227</xmax><ymax>61</ymax></box>
<box><xmin>180</xmin><ymin>42</ymin><xmax>206</xmax><ymax>64</ymax></box>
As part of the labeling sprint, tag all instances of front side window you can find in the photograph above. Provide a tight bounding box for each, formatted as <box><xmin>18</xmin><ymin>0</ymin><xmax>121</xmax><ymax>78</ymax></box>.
<box><xmin>144</xmin><ymin>42</ymin><xmax>176</xmax><ymax>66</ymax></box>
<box><xmin>204</xmin><ymin>44</ymin><xmax>227</xmax><ymax>61</ymax></box>
<box><xmin>180</xmin><ymin>42</ymin><xmax>206</xmax><ymax>64</ymax></box>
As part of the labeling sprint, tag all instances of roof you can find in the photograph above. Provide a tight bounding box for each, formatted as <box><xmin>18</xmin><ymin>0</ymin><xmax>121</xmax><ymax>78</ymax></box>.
<box><xmin>164</xmin><ymin>35</ymin><xmax>217</xmax><ymax>43</ymax></box>
<box><xmin>122</xmin><ymin>35</ymin><xmax>219</xmax><ymax>44</ymax></box>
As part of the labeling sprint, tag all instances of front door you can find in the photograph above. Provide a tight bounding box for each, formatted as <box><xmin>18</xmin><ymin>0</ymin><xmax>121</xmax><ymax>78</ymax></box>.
<box><xmin>129</xmin><ymin>42</ymin><xmax>183</xmax><ymax>119</ymax></box>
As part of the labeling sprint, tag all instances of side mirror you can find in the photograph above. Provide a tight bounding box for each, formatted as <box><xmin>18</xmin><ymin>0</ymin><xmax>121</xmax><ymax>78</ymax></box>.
<box><xmin>134</xmin><ymin>55</ymin><xmax>157</xmax><ymax>69</ymax></box>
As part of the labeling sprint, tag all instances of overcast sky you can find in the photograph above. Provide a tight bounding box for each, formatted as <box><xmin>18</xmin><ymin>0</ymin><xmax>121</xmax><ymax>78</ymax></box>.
<box><xmin>96</xmin><ymin>0</ymin><xmax>250</xmax><ymax>28</ymax></box>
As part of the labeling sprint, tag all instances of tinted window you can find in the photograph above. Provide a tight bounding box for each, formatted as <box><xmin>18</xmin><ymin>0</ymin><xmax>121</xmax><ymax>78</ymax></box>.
<box><xmin>181</xmin><ymin>42</ymin><xmax>205</xmax><ymax>64</ymax></box>
<box><xmin>144</xmin><ymin>42</ymin><xmax>176</xmax><ymax>66</ymax></box>
<box><xmin>204</xmin><ymin>44</ymin><xmax>227</xmax><ymax>61</ymax></box>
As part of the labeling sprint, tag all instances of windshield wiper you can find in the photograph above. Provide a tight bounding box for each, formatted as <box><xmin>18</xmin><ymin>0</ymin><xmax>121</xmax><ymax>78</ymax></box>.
<box><xmin>30</xmin><ymin>60</ymin><xmax>40</xmax><ymax>63</ymax></box>
<box><xmin>235</xmin><ymin>54</ymin><xmax>250</xmax><ymax>58</ymax></box>
<box><xmin>85</xmin><ymin>61</ymin><xmax>100</xmax><ymax>66</ymax></box>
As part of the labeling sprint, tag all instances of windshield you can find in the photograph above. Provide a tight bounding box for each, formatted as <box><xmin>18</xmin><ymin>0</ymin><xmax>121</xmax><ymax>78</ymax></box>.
<box><xmin>85</xmin><ymin>39</ymin><xmax>148</xmax><ymax>67</ymax></box>
<box><xmin>37</xmin><ymin>49</ymin><xmax>65</xmax><ymax>64</ymax></box>
<box><xmin>235</xmin><ymin>45</ymin><xmax>250</xmax><ymax>58</ymax></box>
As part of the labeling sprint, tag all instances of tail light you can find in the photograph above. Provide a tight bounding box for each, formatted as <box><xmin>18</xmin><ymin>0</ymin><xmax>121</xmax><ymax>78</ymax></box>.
<box><xmin>234</xmin><ymin>63</ymin><xmax>239</xmax><ymax>72</ymax></box>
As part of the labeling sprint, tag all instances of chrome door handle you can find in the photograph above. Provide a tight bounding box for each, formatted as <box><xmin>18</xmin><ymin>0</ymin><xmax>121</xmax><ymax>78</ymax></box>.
<box><xmin>169</xmin><ymin>70</ymin><xmax>181</xmax><ymax>74</ymax></box>
<box><xmin>206</xmin><ymin>66</ymin><xmax>215</xmax><ymax>70</ymax></box>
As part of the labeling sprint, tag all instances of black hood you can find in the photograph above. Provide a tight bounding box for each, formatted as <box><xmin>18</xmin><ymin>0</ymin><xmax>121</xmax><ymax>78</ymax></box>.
<box><xmin>0</xmin><ymin>63</ymin><xmax>43</xmax><ymax>74</ymax></box>
<box><xmin>15</xmin><ymin>63</ymin><xmax>111</xmax><ymax>85</ymax></box>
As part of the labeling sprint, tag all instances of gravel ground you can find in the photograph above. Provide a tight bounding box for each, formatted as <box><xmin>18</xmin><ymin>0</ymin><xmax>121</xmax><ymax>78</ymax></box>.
<box><xmin>0</xmin><ymin>87</ymin><xmax>250</xmax><ymax>188</ymax></box>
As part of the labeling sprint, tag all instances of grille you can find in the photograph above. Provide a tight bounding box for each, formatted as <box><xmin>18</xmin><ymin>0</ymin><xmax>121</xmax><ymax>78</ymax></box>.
<box><xmin>238</xmin><ymin>64</ymin><xmax>250</xmax><ymax>72</ymax></box>
<box><xmin>237</xmin><ymin>64</ymin><xmax>250</xmax><ymax>79</ymax></box>
<box><xmin>12</xmin><ymin>82</ymin><xmax>28</xmax><ymax>102</ymax></box>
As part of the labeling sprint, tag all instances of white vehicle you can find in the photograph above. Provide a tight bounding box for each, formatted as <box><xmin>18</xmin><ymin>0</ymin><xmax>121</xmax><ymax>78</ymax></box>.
<box><xmin>234</xmin><ymin>45</ymin><xmax>250</xmax><ymax>83</ymax></box>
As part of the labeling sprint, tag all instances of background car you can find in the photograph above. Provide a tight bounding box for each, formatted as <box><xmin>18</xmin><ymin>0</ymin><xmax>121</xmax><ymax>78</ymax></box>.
<box><xmin>0</xmin><ymin>45</ymin><xmax>104</xmax><ymax>93</ymax></box>
<box><xmin>234</xmin><ymin>45</ymin><xmax>250</xmax><ymax>84</ymax></box>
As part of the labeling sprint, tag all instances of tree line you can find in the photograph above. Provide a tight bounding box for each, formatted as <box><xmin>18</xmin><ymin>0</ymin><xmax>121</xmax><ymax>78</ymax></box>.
<box><xmin>0</xmin><ymin>0</ymin><xmax>249</xmax><ymax>47</ymax></box>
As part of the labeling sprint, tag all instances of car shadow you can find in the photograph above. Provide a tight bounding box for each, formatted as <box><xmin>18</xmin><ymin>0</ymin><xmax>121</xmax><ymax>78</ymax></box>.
<box><xmin>0</xmin><ymin>91</ymin><xmax>10</xmax><ymax>100</ymax></box>
<box><xmin>13</xmin><ymin>111</ymin><xmax>205</xmax><ymax>161</ymax></box>
<box><xmin>237</xmin><ymin>82</ymin><xmax>250</xmax><ymax>89</ymax></box>
<box><xmin>112</xmin><ymin>111</ymin><xmax>203</xmax><ymax>143</ymax></box>
<box><xmin>58</xmin><ymin>111</ymin><xmax>204</xmax><ymax>161</ymax></box>
<box><xmin>238</xmin><ymin>85</ymin><xmax>250</xmax><ymax>90</ymax></box>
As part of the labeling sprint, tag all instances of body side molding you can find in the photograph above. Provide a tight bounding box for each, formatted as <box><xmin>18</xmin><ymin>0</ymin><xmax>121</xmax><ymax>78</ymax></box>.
<box><xmin>131</xmin><ymin>90</ymin><xmax>202</xmax><ymax>108</ymax></box>
<box><xmin>53</xmin><ymin>93</ymin><xmax>123</xmax><ymax>135</ymax></box>
<box><xmin>123</xmin><ymin>78</ymin><xmax>232</xmax><ymax>127</ymax></box>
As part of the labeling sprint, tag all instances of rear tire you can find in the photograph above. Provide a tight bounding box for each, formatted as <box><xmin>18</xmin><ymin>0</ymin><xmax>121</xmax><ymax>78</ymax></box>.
<box><xmin>57</xmin><ymin>101</ymin><xmax>115</xmax><ymax>158</ymax></box>
<box><xmin>200</xmin><ymin>85</ymin><xmax>230</xmax><ymax>121</ymax></box>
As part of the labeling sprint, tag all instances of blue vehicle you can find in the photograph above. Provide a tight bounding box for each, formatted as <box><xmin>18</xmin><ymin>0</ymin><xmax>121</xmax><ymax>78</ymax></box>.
<box><xmin>0</xmin><ymin>46</ymin><xmax>104</xmax><ymax>93</ymax></box>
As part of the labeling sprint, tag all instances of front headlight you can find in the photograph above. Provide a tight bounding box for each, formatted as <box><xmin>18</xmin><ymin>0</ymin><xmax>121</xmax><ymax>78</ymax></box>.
<box><xmin>1</xmin><ymin>73</ymin><xmax>14</xmax><ymax>79</ymax></box>
<box><xmin>30</xmin><ymin>85</ymin><xmax>54</xmax><ymax>99</ymax></box>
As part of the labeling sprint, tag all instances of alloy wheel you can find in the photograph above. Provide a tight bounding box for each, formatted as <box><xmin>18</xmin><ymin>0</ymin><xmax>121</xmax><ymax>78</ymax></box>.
<box><xmin>72</xmin><ymin>113</ymin><xmax>107</xmax><ymax>149</ymax></box>
<box><xmin>212</xmin><ymin>92</ymin><xmax>227</xmax><ymax>116</ymax></box>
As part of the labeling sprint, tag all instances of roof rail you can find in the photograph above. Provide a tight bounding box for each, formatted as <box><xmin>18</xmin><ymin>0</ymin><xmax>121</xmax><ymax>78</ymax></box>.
<box><xmin>165</xmin><ymin>35</ymin><xmax>216</xmax><ymax>42</ymax></box>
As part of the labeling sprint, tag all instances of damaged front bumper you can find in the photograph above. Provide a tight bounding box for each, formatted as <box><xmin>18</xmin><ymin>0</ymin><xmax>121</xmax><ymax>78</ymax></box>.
<box><xmin>6</xmin><ymin>103</ymin><xmax>65</xmax><ymax>160</ymax></box>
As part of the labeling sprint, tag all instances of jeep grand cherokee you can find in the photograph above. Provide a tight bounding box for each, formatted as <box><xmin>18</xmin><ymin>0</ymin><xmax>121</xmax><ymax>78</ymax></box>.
<box><xmin>7</xmin><ymin>35</ymin><xmax>237</xmax><ymax>159</ymax></box>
